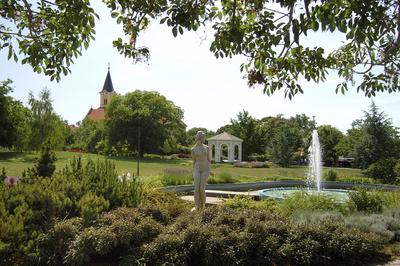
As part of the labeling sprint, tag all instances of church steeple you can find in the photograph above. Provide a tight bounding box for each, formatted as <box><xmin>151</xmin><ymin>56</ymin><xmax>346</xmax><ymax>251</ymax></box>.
<box><xmin>100</xmin><ymin>65</ymin><xmax>116</xmax><ymax>107</ymax></box>
<box><xmin>101</xmin><ymin>64</ymin><xmax>114</xmax><ymax>93</ymax></box>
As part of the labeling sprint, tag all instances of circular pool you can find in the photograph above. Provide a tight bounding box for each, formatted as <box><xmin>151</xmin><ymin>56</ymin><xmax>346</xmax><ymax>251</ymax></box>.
<box><xmin>260</xmin><ymin>187</ymin><xmax>350</xmax><ymax>202</ymax></box>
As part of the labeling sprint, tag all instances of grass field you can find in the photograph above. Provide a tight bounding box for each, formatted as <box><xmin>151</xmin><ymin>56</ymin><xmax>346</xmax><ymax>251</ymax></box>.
<box><xmin>0</xmin><ymin>151</ymin><xmax>363</xmax><ymax>183</ymax></box>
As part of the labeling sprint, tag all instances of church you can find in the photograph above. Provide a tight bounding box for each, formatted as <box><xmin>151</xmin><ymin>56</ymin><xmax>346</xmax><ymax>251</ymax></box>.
<box><xmin>85</xmin><ymin>67</ymin><xmax>116</xmax><ymax>121</ymax></box>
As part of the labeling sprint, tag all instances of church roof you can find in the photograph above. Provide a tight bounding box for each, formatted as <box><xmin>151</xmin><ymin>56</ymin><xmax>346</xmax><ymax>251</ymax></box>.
<box><xmin>101</xmin><ymin>69</ymin><xmax>114</xmax><ymax>92</ymax></box>
<box><xmin>85</xmin><ymin>107</ymin><xmax>106</xmax><ymax>121</ymax></box>
<box><xmin>207</xmin><ymin>132</ymin><xmax>243</xmax><ymax>142</ymax></box>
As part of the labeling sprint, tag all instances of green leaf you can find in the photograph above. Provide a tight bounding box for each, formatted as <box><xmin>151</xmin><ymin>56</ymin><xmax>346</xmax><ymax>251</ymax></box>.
<box><xmin>172</xmin><ymin>27</ymin><xmax>177</xmax><ymax>37</ymax></box>
<box><xmin>7</xmin><ymin>46</ymin><xmax>12</xmax><ymax>60</ymax></box>
<box><xmin>160</xmin><ymin>17</ymin><xmax>168</xmax><ymax>24</ymax></box>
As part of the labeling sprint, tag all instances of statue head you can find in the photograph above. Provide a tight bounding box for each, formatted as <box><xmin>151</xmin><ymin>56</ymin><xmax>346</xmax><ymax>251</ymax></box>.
<box><xmin>195</xmin><ymin>131</ymin><xmax>206</xmax><ymax>143</ymax></box>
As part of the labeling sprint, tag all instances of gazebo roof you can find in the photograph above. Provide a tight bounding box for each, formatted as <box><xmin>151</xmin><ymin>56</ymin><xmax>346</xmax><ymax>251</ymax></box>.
<box><xmin>207</xmin><ymin>132</ymin><xmax>243</xmax><ymax>142</ymax></box>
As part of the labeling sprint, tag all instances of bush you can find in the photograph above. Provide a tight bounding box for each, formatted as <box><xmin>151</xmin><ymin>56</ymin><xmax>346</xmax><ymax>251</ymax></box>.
<box><xmin>345</xmin><ymin>213</ymin><xmax>400</xmax><ymax>242</ymax></box>
<box><xmin>0</xmin><ymin>158</ymin><xmax>144</xmax><ymax>264</ymax></box>
<box><xmin>38</xmin><ymin>218</ymin><xmax>82</xmax><ymax>265</ymax></box>
<box><xmin>138</xmin><ymin>206</ymin><xmax>383</xmax><ymax>265</ymax></box>
<box><xmin>348</xmin><ymin>189</ymin><xmax>383</xmax><ymax>213</ymax></box>
<box><xmin>338</xmin><ymin>176</ymin><xmax>378</xmax><ymax>184</ymax></box>
<box><xmin>78</xmin><ymin>193</ymin><xmax>109</xmax><ymax>225</ymax></box>
<box><xmin>373</xmin><ymin>191</ymin><xmax>400</xmax><ymax>209</ymax></box>
<box><xmin>224</xmin><ymin>195</ymin><xmax>254</xmax><ymax>209</ymax></box>
<box><xmin>324</xmin><ymin>169</ymin><xmax>337</xmax><ymax>181</ymax></box>
<box><xmin>278</xmin><ymin>191</ymin><xmax>349</xmax><ymax>216</ymax></box>
<box><xmin>233</xmin><ymin>161</ymin><xmax>269</xmax><ymax>168</ymax></box>
<box><xmin>364</xmin><ymin>157</ymin><xmax>398</xmax><ymax>183</ymax></box>
<box><xmin>141</xmin><ymin>189</ymin><xmax>191</xmax><ymax>219</ymax></box>
<box><xmin>208</xmin><ymin>172</ymin><xmax>239</xmax><ymax>184</ymax></box>
<box><xmin>248</xmin><ymin>153</ymin><xmax>268</xmax><ymax>162</ymax></box>
<box><xmin>160</xmin><ymin>168</ymin><xmax>192</xmax><ymax>186</ymax></box>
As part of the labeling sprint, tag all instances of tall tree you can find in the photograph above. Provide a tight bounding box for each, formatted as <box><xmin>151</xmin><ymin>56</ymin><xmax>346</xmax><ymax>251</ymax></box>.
<box><xmin>317</xmin><ymin>125</ymin><xmax>344</xmax><ymax>166</ymax></box>
<box><xmin>0</xmin><ymin>79</ymin><xmax>31</xmax><ymax>150</ymax></box>
<box><xmin>269</xmin><ymin>123</ymin><xmax>302</xmax><ymax>167</ymax></box>
<box><xmin>28</xmin><ymin>89</ymin><xmax>67</xmax><ymax>150</ymax></box>
<box><xmin>75</xmin><ymin>119</ymin><xmax>106</xmax><ymax>153</ymax></box>
<box><xmin>106</xmin><ymin>90</ymin><xmax>185</xmax><ymax>158</ymax></box>
<box><xmin>2</xmin><ymin>1</ymin><xmax>400</xmax><ymax>97</ymax></box>
<box><xmin>353</xmin><ymin>101</ymin><xmax>399</xmax><ymax>168</ymax></box>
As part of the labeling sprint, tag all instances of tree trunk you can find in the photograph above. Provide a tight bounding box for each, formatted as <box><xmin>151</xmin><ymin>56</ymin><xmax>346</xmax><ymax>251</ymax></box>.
<box><xmin>136</xmin><ymin>125</ymin><xmax>141</xmax><ymax>176</ymax></box>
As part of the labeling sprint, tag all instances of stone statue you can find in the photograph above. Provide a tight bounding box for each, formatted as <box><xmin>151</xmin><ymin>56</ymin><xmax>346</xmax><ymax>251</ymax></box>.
<box><xmin>191</xmin><ymin>131</ymin><xmax>211</xmax><ymax>210</ymax></box>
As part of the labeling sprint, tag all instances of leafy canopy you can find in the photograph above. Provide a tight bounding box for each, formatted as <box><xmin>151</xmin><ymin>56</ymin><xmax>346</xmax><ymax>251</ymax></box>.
<box><xmin>106</xmin><ymin>90</ymin><xmax>185</xmax><ymax>156</ymax></box>
<box><xmin>2</xmin><ymin>1</ymin><xmax>400</xmax><ymax>97</ymax></box>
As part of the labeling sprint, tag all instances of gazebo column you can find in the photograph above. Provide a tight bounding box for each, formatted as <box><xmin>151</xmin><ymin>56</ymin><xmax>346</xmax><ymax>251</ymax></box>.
<box><xmin>215</xmin><ymin>143</ymin><xmax>221</xmax><ymax>162</ymax></box>
<box><xmin>238</xmin><ymin>143</ymin><xmax>242</xmax><ymax>162</ymax></box>
<box><xmin>228</xmin><ymin>143</ymin><xmax>234</xmax><ymax>162</ymax></box>
<box><xmin>209</xmin><ymin>144</ymin><xmax>214</xmax><ymax>161</ymax></box>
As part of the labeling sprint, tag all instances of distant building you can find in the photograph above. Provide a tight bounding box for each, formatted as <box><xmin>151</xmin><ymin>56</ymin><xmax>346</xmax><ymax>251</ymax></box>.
<box><xmin>85</xmin><ymin>67</ymin><xmax>116</xmax><ymax>121</ymax></box>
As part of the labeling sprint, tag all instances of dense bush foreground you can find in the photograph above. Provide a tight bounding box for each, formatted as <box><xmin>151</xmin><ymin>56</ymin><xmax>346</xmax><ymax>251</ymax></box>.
<box><xmin>1</xmin><ymin>158</ymin><xmax>400</xmax><ymax>265</ymax></box>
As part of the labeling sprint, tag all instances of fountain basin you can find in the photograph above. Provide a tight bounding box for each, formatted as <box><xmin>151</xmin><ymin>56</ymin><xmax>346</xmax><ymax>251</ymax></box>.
<box><xmin>260</xmin><ymin>187</ymin><xmax>350</xmax><ymax>202</ymax></box>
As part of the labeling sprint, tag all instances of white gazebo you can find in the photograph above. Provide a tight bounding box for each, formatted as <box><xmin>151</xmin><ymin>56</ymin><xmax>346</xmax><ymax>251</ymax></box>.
<box><xmin>207</xmin><ymin>132</ymin><xmax>243</xmax><ymax>163</ymax></box>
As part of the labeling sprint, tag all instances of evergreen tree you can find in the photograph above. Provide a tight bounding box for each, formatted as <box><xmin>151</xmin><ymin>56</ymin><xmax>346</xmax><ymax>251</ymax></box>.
<box><xmin>269</xmin><ymin>124</ymin><xmax>302</xmax><ymax>167</ymax></box>
<box><xmin>33</xmin><ymin>141</ymin><xmax>57</xmax><ymax>177</ymax></box>
<box><xmin>354</xmin><ymin>101</ymin><xmax>399</xmax><ymax>168</ymax></box>
<box><xmin>1</xmin><ymin>168</ymin><xmax>6</xmax><ymax>182</ymax></box>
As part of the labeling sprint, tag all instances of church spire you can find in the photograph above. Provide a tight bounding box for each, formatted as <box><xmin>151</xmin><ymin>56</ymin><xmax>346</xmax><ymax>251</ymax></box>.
<box><xmin>102</xmin><ymin>64</ymin><xmax>114</xmax><ymax>93</ymax></box>
<box><xmin>100</xmin><ymin>64</ymin><xmax>116</xmax><ymax>108</ymax></box>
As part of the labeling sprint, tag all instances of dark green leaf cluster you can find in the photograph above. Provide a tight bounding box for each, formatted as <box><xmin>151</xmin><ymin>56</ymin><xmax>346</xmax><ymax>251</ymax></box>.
<box><xmin>317</xmin><ymin>125</ymin><xmax>344</xmax><ymax>166</ymax></box>
<box><xmin>364</xmin><ymin>157</ymin><xmax>400</xmax><ymax>183</ymax></box>
<box><xmin>106</xmin><ymin>0</ymin><xmax>400</xmax><ymax>97</ymax></box>
<box><xmin>0</xmin><ymin>79</ymin><xmax>31</xmax><ymax>150</ymax></box>
<box><xmin>337</xmin><ymin>101</ymin><xmax>400</xmax><ymax>170</ymax></box>
<box><xmin>0</xmin><ymin>157</ymin><xmax>144</xmax><ymax>264</ymax></box>
<box><xmin>106</xmin><ymin>90</ymin><xmax>186</xmax><ymax>157</ymax></box>
<box><xmin>0</xmin><ymin>0</ymin><xmax>97</xmax><ymax>81</ymax></box>
<box><xmin>216</xmin><ymin>111</ymin><xmax>315</xmax><ymax>165</ymax></box>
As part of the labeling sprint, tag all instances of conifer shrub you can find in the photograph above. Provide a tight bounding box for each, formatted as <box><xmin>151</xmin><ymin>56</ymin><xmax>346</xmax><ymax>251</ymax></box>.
<box><xmin>0</xmin><ymin>158</ymin><xmax>144</xmax><ymax>264</ymax></box>
<box><xmin>78</xmin><ymin>193</ymin><xmax>109</xmax><ymax>225</ymax></box>
<box><xmin>31</xmin><ymin>141</ymin><xmax>57</xmax><ymax>178</ymax></box>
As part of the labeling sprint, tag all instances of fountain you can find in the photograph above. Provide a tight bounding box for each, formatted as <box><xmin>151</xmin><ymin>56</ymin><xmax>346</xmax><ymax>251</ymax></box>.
<box><xmin>260</xmin><ymin>130</ymin><xmax>349</xmax><ymax>201</ymax></box>
<box><xmin>307</xmin><ymin>129</ymin><xmax>322</xmax><ymax>192</ymax></box>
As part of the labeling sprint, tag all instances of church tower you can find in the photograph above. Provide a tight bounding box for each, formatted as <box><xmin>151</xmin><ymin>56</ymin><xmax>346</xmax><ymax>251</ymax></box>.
<box><xmin>100</xmin><ymin>66</ymin><xmax>116</xmax><ymax>108</ymax></box>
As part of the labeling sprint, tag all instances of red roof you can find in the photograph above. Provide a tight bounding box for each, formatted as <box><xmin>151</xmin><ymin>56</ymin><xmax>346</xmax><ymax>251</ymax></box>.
<box><xmin>86</xmin><ymin>107</ymin><xmax>106</xmax><ymax>121</ymax></box>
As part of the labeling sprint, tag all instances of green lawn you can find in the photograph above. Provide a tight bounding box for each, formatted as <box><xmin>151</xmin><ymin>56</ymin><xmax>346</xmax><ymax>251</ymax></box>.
<box><xmin>0</xmin><ymin>151</ymin><xmax>362</xmax><ymax>182</ymax></box>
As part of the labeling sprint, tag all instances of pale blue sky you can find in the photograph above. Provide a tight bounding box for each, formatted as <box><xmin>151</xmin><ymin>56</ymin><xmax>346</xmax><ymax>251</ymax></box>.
<box><xmin>1</xmin><ymin>2</ymin><xmax>399</xmax><ymax>133</ymax></box>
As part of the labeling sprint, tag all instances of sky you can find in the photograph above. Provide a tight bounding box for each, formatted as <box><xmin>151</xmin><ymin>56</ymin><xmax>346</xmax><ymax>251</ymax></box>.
<box><xmin>1</xmin><ymin>2</ymin><xmax>399</xmax><ymax>134</ymax></box>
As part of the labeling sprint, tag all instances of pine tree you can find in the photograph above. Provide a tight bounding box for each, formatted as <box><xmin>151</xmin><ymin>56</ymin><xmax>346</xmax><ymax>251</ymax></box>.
<box><xmin>354</xmin><ymin>101</ymin><xmax>398</xmax><ymax>168</ymax></box>
<box><xmin>34</xmin><ymin>140</ymin><xmax>57</xmax><ymax>177</ymax></box>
